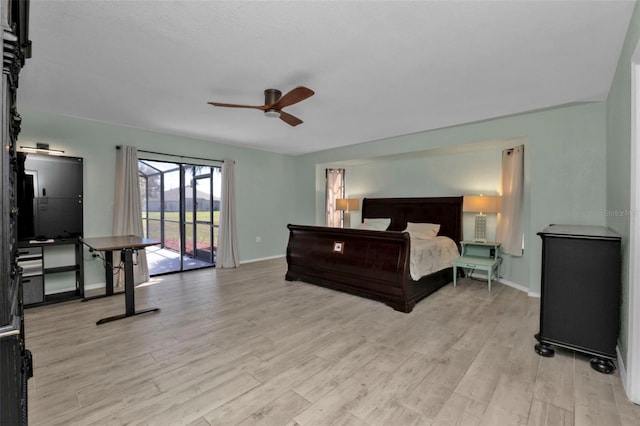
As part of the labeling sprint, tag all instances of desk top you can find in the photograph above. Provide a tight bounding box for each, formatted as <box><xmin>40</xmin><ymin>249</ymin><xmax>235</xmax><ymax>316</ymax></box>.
<box><xmin>82</xmin><ymin>235</ymin><xmax>158</xmax><ymax>251</ymax></box>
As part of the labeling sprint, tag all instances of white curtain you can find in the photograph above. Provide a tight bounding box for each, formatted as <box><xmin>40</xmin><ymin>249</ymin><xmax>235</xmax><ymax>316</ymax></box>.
<box><xmin>326</xmin><ymin>169</ymin><xmax>345</xmax><ymax>227</ymax></box>
<box><xmin>217</xmin><ymin>160</ymin><xmax>239</xmax><ymax>268</ymax></box>
<box><xmin>113</xmin><ymin>145</ymin><xmax>149</xmax><ymax>286</ymax></box>
<box><xmin>496</xmin><ymin>145</ymin><xmax>525</xmax><ymax>256</ymax></box>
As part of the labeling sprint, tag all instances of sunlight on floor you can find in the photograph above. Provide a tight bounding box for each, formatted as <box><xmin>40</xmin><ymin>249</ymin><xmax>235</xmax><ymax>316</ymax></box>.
<box><xmin>145</xmin><ymin>246</ymin><xmax>213</xmax><ymax>275</ymax></box>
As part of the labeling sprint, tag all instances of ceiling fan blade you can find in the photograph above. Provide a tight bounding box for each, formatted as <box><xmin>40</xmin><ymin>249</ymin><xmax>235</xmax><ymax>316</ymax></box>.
<box><xmin>272</xmin><ymin>86</ymin><xmax>314</xmax><ymax>109</ymax></box>
<box><xmin>207</xmin><ymin>102</ymin><xmax>266</xmax><ymax>110</ymax></box>
<box><xmin>279</xmin><ymin>110</ymin><xmax>303</xmax><ymax>127</ymax></box>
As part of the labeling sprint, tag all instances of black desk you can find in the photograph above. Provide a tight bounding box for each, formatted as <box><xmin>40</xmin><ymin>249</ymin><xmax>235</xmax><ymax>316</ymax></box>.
<box><xmin>82</xmin><ymin>236</ymin><xmax>159</xmax><ymax>325</ymax></box>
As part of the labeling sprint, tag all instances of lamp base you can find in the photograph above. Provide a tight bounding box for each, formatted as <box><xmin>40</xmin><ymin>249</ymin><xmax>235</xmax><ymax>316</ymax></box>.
<box><xmin>343</xmin><ymin>212</ymin><xmax>352</xmax><ymax>228</ymax></box>
<box><xmin>474</xmin><ymin>214</ymin><xmax>487</xmax><ymax>241</ymax></box>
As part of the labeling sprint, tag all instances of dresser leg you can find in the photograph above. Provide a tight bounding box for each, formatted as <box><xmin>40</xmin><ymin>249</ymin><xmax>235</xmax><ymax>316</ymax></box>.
<box><xmin>590</xmin><ymin>357</ymin><xmax>615</xmax><ymax>374</ymax></box>
<box><xmin>535</xmin><ymin>342</ymin><xmax>555</xmax><ymax>357</ymax></box>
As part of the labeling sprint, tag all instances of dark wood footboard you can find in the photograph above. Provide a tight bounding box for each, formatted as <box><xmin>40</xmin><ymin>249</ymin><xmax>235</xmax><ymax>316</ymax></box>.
<box><xmin>285</xmin><ymin>196</ymin><xmax>462</xmax><ymax>313</ymax></box>
<box><xmin>286</xmin><ymin>224</ymin><xmax>452</xmax><ymax>312</ymax></box>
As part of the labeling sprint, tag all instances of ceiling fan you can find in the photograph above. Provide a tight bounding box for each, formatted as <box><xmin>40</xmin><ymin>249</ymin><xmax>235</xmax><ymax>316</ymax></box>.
<box><xmin>207</xmin><ymin>86</ymin><xmax>314</xmax><ymax>127</ymax></box>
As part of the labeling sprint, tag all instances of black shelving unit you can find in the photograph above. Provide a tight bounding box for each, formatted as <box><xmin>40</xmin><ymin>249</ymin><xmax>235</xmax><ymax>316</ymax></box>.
<box><xmin>17</xmin><ymin>238</ymin><xmax>84</xmax><ymax>306</ymax></box>
<box><xmin>535</xmin><ymin>225</ymin><xmax>621</xmax><ymax>374</ymax></box>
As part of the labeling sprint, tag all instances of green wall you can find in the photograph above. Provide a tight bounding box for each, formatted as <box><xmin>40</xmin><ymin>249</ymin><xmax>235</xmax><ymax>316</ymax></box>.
<box><xmin>19</xmin><ymin>109</ymin><xmax>297</xmax><ymax>287</ymax></box>
<box><xmin>606</xmin><ymin>0</ymin><xmax>640</xmax><ymax>369</ymax></box>
<box><xmin>295</xmin><ymin>101</ymin><xmax>608</xmax><ymax>294</ymax></box>
<box><xmin>315</xmin><ymin>143</ymin><xmax>527</xmax><ymax>286</ymax></box>
<box><xmin>18</xmin><ymin>87</ymin><xmax>610</xmax><ymax>296</ymax></box>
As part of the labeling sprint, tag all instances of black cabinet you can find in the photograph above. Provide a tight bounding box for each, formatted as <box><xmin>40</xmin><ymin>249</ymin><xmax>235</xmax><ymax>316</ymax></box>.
<box><xmin>535</xmin><ymin>225</ymin><xmax>621</xmax><ymax>374</ymax></box>
<box><xmin>0</xmin><ymin>1</ymin><xmax>32</xmax><ymax>424</ymax></box>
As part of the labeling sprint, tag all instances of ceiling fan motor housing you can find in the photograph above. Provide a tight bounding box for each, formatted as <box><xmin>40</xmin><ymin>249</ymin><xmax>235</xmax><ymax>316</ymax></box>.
<box><xmin>264</xmin><ymin>89</ymin><xmax>282</xmax><ymax>105</ymax></box>
<box><xmin>264</xmin><ymin>89</ymin><xmax>282</xmax><ymax>117</ymax></box>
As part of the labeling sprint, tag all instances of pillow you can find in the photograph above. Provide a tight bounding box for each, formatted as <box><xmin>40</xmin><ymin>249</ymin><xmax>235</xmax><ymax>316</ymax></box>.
<box><xmin>356</xmin><ymin>218</ymin><xmax>391</xmax><ymax>231</ymax></box>
<box><xmin>404</xmin><ymin>222</ymin><xmax>440</xmax><ymax>239</ymax></box>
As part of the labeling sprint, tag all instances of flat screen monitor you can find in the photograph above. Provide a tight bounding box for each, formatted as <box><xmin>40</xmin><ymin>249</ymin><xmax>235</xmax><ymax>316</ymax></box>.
<box><xmin>16</xmin><ymin>152</ymin><xmax>83</xmax><ymax>241</ymax></box>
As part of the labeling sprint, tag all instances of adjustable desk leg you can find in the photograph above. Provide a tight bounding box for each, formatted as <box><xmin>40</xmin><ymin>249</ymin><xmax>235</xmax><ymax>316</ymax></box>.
<box><xmin>105</xmin><ymin>250</ymin><xmax>114</xmax><ymax>296</ymax></box>
<box><xmin>96</xmin><ymin>247</ymin><xmax>159</xmax><ymax>325</ymax></box>
<box><xmin>123</xmin><ymin>248</ymin><xmax>135</xmax><ymax>316</ymax></box>
<box><xmin>82</xmin><ymin>250</ymin><xmax>115</xmax><ymax>302</ymax></box>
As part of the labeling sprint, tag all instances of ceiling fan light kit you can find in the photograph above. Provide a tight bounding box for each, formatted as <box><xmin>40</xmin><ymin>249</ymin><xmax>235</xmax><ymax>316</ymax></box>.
<box><xmin>208</xmin><ymin>86</ymin><xmax>314</xmax><ymax>126</ymax></box>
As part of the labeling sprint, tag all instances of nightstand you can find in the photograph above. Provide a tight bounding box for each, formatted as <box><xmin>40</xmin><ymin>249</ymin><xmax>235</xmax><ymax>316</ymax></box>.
<box><xmin>453</xmin><ymin>240</ymin><xmax>502</xmax><ymax>292</ymax></box>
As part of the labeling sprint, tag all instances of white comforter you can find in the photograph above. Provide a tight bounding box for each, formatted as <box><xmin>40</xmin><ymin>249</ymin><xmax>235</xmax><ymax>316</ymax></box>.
<box><xmin>409</xmin><ymin>236</ymin><xmax>460</xmax><ymax>281</ymax></box>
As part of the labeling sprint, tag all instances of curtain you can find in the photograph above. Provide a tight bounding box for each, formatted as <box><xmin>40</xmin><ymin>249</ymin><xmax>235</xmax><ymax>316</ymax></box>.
<box><xmin>217</xmin><ymin>160</ymin><xmax>239</xmax><ymax>268</ymax></box>
<box><xmin>496</xmin><ymin>145</ymin><xmax>525</xmax><ymax>256</ymax></box>
<box><xmin>113</xmin><ymin>145</ymin><xmax>149</xmax><ymax>286</ymax></box>
<box><xmin>326</xmin><ymin>168</ymin><xmax>345</xmax><ymax>227</ymax></box>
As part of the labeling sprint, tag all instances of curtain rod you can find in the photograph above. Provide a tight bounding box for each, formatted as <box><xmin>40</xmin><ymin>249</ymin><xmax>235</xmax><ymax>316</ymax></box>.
<box><xmin>504</xmin><ymin>145</ymin><xmax>524</xmax><ymax>154</ymax></box>
<box><xmin>116</xmin><ymin>146</ymin><xmax>228</xmax><ymax>163</ymax></box>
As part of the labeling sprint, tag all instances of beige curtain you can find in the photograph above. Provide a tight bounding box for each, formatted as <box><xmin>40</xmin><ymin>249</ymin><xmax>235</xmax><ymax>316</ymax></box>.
<box><xmin>217</xmin><ymin>160</ymin><xmax>239</xmax><ymax>268</ymax></box>
<box><xmin>326</xmin><ymin>169</ymin><xmax>345</xmax><ymax>227</ymax></box>
<box><xmin>496</xmin><ymin>145</ymin><xmax>525</xmax><ymax>256</ymax></box>
<box><xmin>113</xmin><ymin>145</ymin><xmax>149</xmax><ymax>286</ymax></box>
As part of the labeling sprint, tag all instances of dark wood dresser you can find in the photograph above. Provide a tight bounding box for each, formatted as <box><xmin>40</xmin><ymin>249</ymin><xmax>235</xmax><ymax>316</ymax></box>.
<box><xmin>535</xmin><ymin>225</ymin><xmax>621</xmax><ymax>374</ymax></box>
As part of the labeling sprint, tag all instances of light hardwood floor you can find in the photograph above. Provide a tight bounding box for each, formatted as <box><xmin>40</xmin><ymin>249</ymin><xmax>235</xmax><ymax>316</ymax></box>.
<box><xmin>25</xmin><ymin>258</ymin><xmax>640</xmax><ymax>425</ymax></box>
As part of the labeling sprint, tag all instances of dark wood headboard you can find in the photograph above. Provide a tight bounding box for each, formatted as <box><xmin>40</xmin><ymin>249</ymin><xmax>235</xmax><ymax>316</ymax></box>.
<box><xmin>361</xmin><ymin>196</ymin><xmax>463</xmax><ymax>243</ymax></box>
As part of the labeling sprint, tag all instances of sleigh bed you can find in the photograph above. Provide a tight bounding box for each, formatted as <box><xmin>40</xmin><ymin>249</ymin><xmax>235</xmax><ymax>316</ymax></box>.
<box><xmin>285</xmin><ymin>196</ymin><xmax>463</xmax><ymax>313</ymax></box>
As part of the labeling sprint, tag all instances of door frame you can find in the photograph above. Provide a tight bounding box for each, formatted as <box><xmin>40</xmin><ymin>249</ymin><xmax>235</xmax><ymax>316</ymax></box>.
<box><xmin>625</xmin><ymin>41</ymin><xmax>640</xmax><ymax>404</ymax></box>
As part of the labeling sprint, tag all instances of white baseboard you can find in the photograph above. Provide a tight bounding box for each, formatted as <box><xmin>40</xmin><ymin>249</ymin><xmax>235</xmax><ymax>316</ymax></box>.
<box><xmin>618</xmin><ymin>345</ymin><xmax>640</xmax><ymax>405</ymax></box>
<box><xmin>240</xmin><ymin>254</ymin><xmax>285</xmax><ymax>265</ymax></box>
<box><xmin>81</xmin><ymin>256</ymin><xmax>285</xmax><ymax>289</ymax></box>
<box><xmin>618</xmin><ymin>345</ymin><xmax>630</xmax><ymax>397</ymax></box>
<box><xmin>49</xmin><ymin>286</ymin><xmax>81</xmax><ymax>293</ymax></box>
<box><xmin>84</xmin><ymin>282</ymin><xmax>105</xmax><ymax>291</ymax></box>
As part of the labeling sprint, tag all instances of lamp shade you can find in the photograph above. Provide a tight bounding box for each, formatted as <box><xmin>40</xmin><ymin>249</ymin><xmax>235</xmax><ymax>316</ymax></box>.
<box><xmin>463</xmin><ymin>195</ymin><xmax>498</xmax><ymax>213</ymax></box>
<box><xmin>335</xmin><ymin>198</ymin><xmax>360</xmax><ymax>212</ymax></box>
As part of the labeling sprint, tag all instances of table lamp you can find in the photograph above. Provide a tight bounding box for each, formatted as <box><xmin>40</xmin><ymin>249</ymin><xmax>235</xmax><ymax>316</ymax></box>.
<box><xmin>335</xmin><ymin>198</ymin><xmax>360</xmax><ymax>228</ymax></box>
<box><xmin>463</xmin><ymin>195</ymin><xmax>499</xmax><ymax>242</ymax></box>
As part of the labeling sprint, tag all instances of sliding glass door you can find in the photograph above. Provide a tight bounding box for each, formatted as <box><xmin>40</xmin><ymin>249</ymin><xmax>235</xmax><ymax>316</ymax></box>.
<box><xmin>184</xmin><ymin>166</ymin><xmax>221</xmax><ymax>266</ymax></box>
<box><xmin>139</xmin><ymin>159</ymin><xmax>221</xmax><ymax>275</ymax></box>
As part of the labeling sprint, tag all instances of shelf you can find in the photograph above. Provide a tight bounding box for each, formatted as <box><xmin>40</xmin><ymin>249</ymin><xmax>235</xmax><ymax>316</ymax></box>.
<box><xmin>44</xmin><ymin>265</ymin><xmax>79</xmax><ymax>274</ymax></box>
<box><xmin>18</xmin><ymin>237</ymin><xmax>82</xmax><ymax>248</ymax></box>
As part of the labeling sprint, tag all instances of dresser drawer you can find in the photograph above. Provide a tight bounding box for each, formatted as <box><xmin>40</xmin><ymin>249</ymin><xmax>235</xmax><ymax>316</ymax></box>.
<box><xmin>17</xmin><ymin>247</ymin><xmax>43</xmax><ymax>277</ymax></box>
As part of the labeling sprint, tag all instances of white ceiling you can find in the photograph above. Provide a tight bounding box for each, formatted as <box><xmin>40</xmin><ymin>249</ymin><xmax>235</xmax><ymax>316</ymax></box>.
<box><xmin>19</xmin><ymin>0</ymin><xmax>635</xmax><ymax>156</ymax></box>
